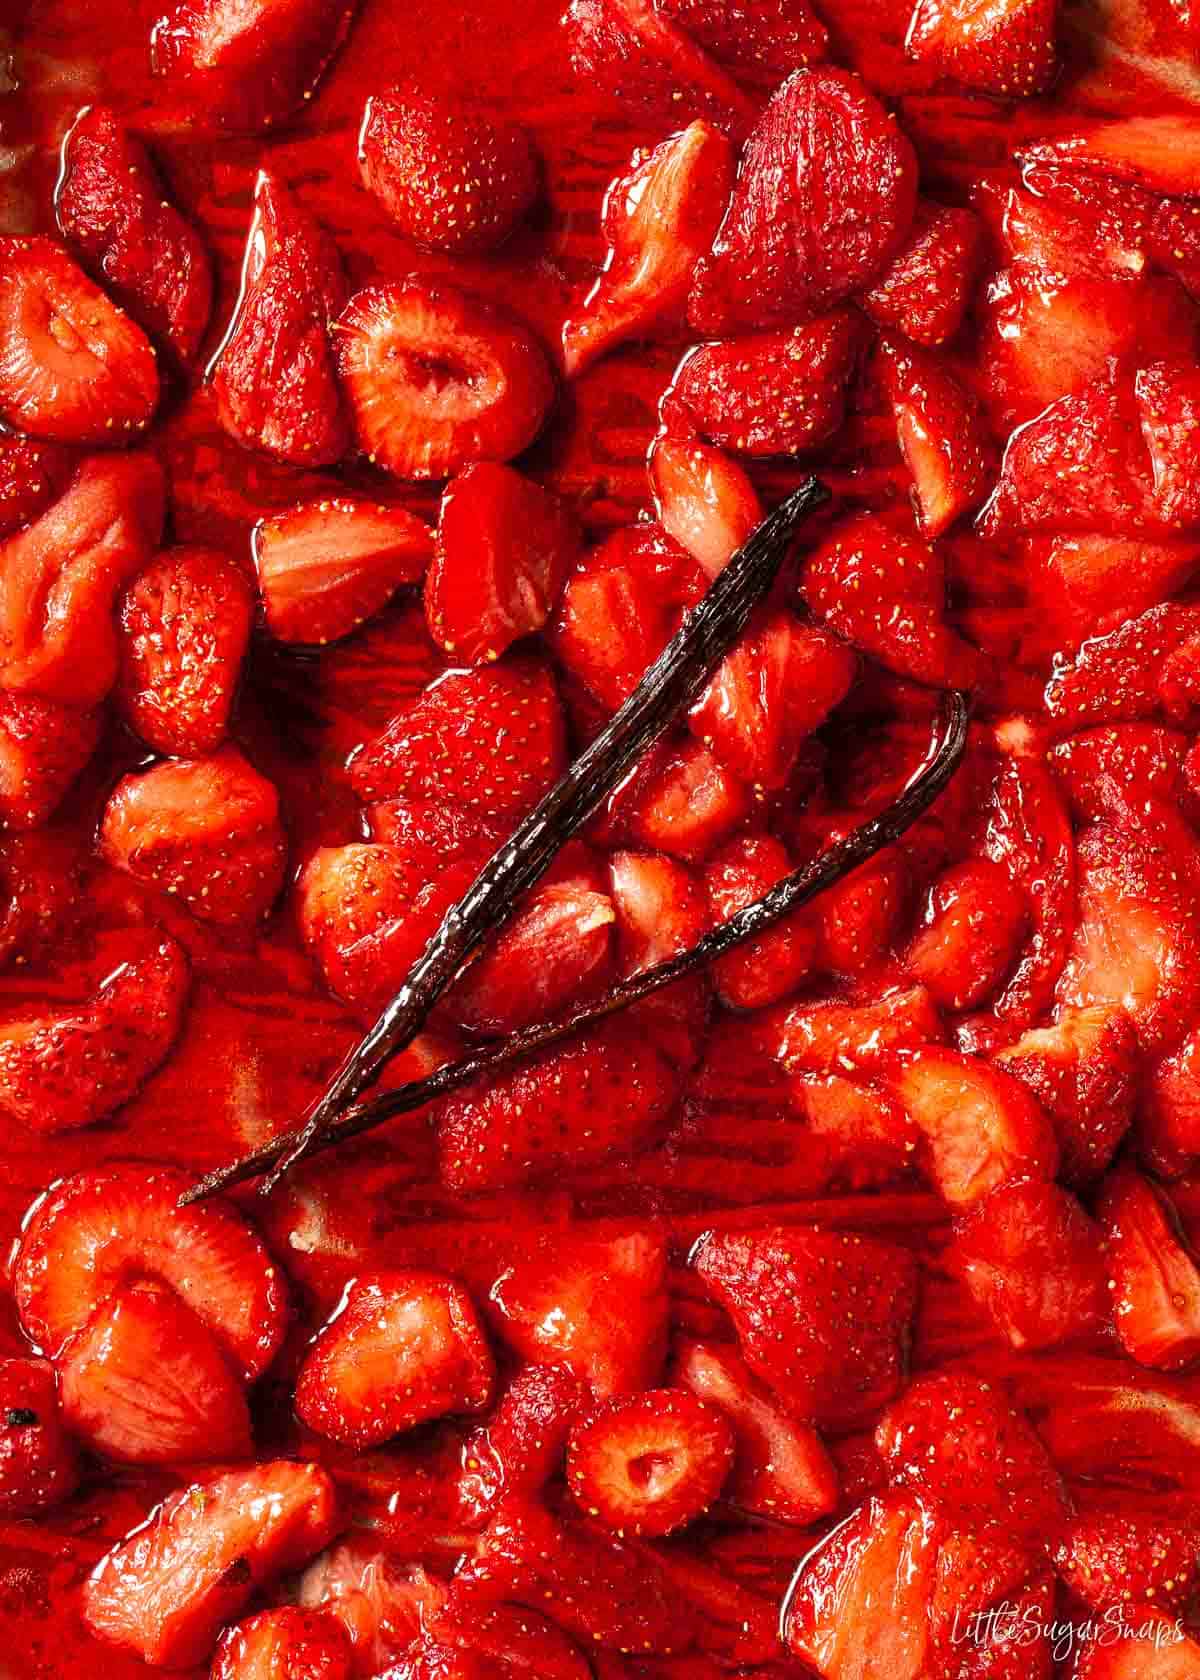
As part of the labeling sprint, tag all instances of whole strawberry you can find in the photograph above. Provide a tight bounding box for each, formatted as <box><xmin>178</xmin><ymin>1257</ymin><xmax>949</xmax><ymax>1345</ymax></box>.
<box><xmin>360</xmin><ymin>90</ymin><xmax>539</xmax><ymax>253</ymax></box>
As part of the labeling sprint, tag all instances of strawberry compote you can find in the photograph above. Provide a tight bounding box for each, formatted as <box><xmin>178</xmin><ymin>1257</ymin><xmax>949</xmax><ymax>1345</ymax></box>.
<box><xmin>4</xmin><ymin>0</ymin><xmax>1200</xmax><ymax>1674</ymax></box>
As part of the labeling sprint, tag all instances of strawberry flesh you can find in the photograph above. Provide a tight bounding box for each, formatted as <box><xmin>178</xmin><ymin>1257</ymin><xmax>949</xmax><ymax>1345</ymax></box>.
<box><xmin>566</xmin><ymin>1386</ymin><xmax>734</xmax><ymax>1536</ymax></box>
<box><xmin>213</xmin><ymin>1608</ymin><xmax>354</xmax><ymax>1680</ymax></box>
<box><xmin>1098</xmin><ymin>1169</ymin><xmax>1200</xmax><ymax>1371</ymax></box>
<box><xmin>648</xmin><ymin>429</ymin><xmax>762</xmax><ymax>578</ymax></box>
<box><xmin>877</xmin><ymin>335</ymin><xmax>991</xmax><ymax>538</ymax></box>
<box><xmin>906</xmin><ymin>858</ymin><xmax>1028</xmax><ymax>1012</ymax></box>
<box><xmin>993</xmin><ymin>1006</ymin><xmax>1138</xmax><ymax>1182</ymax></box>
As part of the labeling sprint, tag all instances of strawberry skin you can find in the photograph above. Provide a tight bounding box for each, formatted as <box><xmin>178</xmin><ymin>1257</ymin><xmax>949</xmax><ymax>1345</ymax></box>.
<box><xmin>994</xmin><ymin>1005</ymin><xmax>1137</xmax><ymax>1182</ymax></box>
<box><xmin>566</xmin><ymin>1387</ymin><xmax>734</xmax><ymax>1536</ymax></box>
<box><xmin>906</xmin><ymin>0</ymin><xmax>1058</xmax><ymax>96</ymax></box>
<box><xmin>906</xmin><ymin>857</ymin><xmax>1028</xmax><ymax>1012</ymax></box>
<box><xmin>705</xmin><ymin>833</ymin><xmax>817</xmax><ymax>1010</ymax></box>
<box><xmin>213</xmin><ymin>1608</ymin><xmax>354</xmax><ymax>1680</ymax></box>
<box><xmin>657</xmin><ymin>0</ymin><xmax>828</xmax><ymax>78</ymax></box>
<box><xmin>861</xmin><ymin>199</ymin><xmax>983</xmax><ymax>346</ymax></box>
<box><xmin>0</xmin><ymin>691</ymin><xmax>102</xmax><ymax>829</ymax></box>
<box><xmin>359</xmin><ymin>90</ymin><xmax>539</xmax><ymax>254</ymax></box>
<box><xmin>0</xmin><ymin>1356</ymin><xmax>78</xmax><ymax>1518</ymax></box>
<box><xmin>459</xmin><ymin>1362</ymin><xmax>590</xmax><ymax>1519</ymax></box>
<box><xmin>0</xmin><ymin>430</ymin><xmax>73</xmax><ymax>540</ymax></box>
<box><xmin>1054</xmin><ymin>1501</ymin><xmax>1200</xmax><ymax>1616</ymax></box>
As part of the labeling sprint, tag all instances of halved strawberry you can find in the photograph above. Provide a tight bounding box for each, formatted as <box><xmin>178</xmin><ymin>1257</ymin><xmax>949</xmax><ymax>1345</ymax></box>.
<box><xmin>1135</xmin><ymin>358</ymin><xmax>1200</xmax><ymax>531</ymax></box>
<box><xmin>298</xmin><ymin>1542</ymin><xmax>437</xmax><ymax>1673</ymax></box>
<box><xmin>803</xmin><ymin>513</ymin><xmax>977</xmax><ymax>688</ymax></box>
<box><xmin>0</xmin><ymin>1356</ymin><xmax>78</xmax><ymax>1518</ymax></box>
<box><xmin>435</xmin><ymin>1015</ymin><xmax>678</xmax><ymax>1191</ymax></box>
<box><xmin>402</xmin><ymin>1607</ymin><xmax>592</xmax><ymax>1680</ymax></box>
<box><xmin>877</xmin><ymin>336</ymin><xmax>991</xmax><ymax>538</ymax></box>
<box><xmin>1055</xmin><ymin>1500</ymin><xmax>1200</xmax><ymax>1617</ymax></box>
<box><xmin>861</xmin><ymin>199</ymin><xmax>983</xmax><ymax>346</ymax></box>
<box><xmin>12</xmin><ymin>1163</ymin><xmax>288</xmax><ymax>1379</ymax></box>
<box><xmin>566</xmin><ymin>1387</ymin><xmax>733</xmax><ymax>1537</ymax></box>
<box><xmin>335</xmin><ymin>279</ymin><xmax>555</xmax><ymax>481</ymax></box>
<box><xmin>764</xmin><ymin>986</ymin><xmax>944</xmax><ymax>1074</ymax></box>
<box><xmin>426</xmin><ymin>464</ymin><xmax>576</xmax><ymax>664</ymax></box>
<box><xmin>83</xmin><ymin>1460</ymin><xmax>341</xmax><ymax>1667</ymax></box>
<box><xmin>673</xmin><ymin>1337</ymin><xmax>839</xmax><ymax>1524</ymax></box>
<box><xmin>608</xmin><ymin>847</ymin><xmax>707</xmax><ymax>973</ymax></box>
<box><xmin>622</xmin><ymin>736</ymin><xmax>751</xmax><ymax>861</ymax></box>
<box><xmin>648</xmin><ymin>430</ymin><xmax>762</xmax><ymax>578</ymax></box>
<box><xmin>55</xmin><ymin>103</ymin><xmax>212</xmax><ymax>362</ymax></box>
<box><xmin>1050</xmin><ymin>723</ymin><xmax>1194</xmax><ymax>827</ymax></box>
<box><xmin>560</xmin><ymin>121</ymin><xmax>735</xmax><ymax>377</ymax></box>
<box><xmin>688</xmin><ymin>67</ymin><xmax>918</xmax><ymax>333</ymax></box>
<box><xmin>364</xmin><ymin>798</ymin><xmax>505</xmax><ymax>865</ymax></box>
<box><xmin>296</xmin><ymin>1270</ymin><xmax>494</xmax><ymax>1450</ymax></box>
<box><xmin>100</xmin><ymin>747</ymin><xmax>288</xmax><ymax>927</ymax></box>
<box><xmin>360</xmin><ymin>89</ymin><xmax>538</xmax><ymax>254</ymax></box>
<box><xmin>692</xmin><ymin>1225</ymin><xmax>919</xmax><ymax>1425</ymax></box>
<box><xmin>0</xmin><ymin>691</ymin><xmax>102</xmax><ymax>829</ymax></box>
<box><xmin>0</xmin><ymin>450</ymin><xmax>165</xmax><ymax>707</ymax></box>
<box><xmin>689</xmin><ymin>607</ymin><xmax>855</xmax><ymax>788</ymax></box>
<box><xmin>347</xmin><ymin>658</ymin><xmax>565</xmax><ymax>816</ymax></box>
<box><xmin>666</xmin><ymin>311</ymin><xmax>863</xmax><ymax>457</ymax></box>
<box><xmin>0</xmin><ymin>430</ymin><xmax>73</xmax><ymax>540</ymax></box>
<box><xmin>800</xmin><ymin>823</ymin><xmax>910</xmax><ymax>979</ymax></box>
<box><xmin>656</xmin><ymin>0</ymin><xmax>828</xmax><ymax>77</ymax></box>
<box><xmin>459</xmin><ymin>1363</ymin><xmax>590</xmax><ymax>1519</ymax></box>
<box><xmin>1025</xmin><ymin>532</ymin><xmax>1200</xmax><ymax>649</ymax></box>
<box><xmin>993</xmin><ymin>1006</ymin><xmax>1138</xmax><ymax>1182</ymax></box>
<box><xmin>0</xmin><ymin>236</ymin><xmax>158</xmax><ymax>443</ymax></box>
<box><xmin>1098</xmin><ymin>1169</ymin><xmax>1200</xmax><ymax>1371</ymax></box>
<box><xmin>214</xmin><ymin>1609</ymin><xmax>354</xmax><ymax>1680</ymax></box>
<box><xmin>149</xmin><ymin>0</ymin><xmax>355</xmax><ymax>130</ymax></box>
<box><xmin>906</xmin><ymin>858</ymin><xmax>1028</xmax><ymax>1012</ymax></box>
<box><xmin>58</xmin><ymin>1278</ymin><xmax>252</xmax><ymax>1465</ymax></box>
<box><xmin>487</xmin><ymin>1228</ymin><xmax>669</xmax><ymax>1396</ymax></box>
<box><xmin>906</xmin><ymin>0</ymin><xmax>1057</xmax><ymax>94</ymax></box>
<box><xmin>1021</xmin><ymin>116</ymin><xmax>1200</xmax><ymax>198</ymax></box>
<box><xmin>929</xmin><ymin>1531</ymin><xmax>1055</xmax><ymax>1678</ymax></box>
<box><xmin>1045</xmin><ymin>602</ymin><xmax>1200</xmax><ymax>731</ymax></box>
<box><xmin>1072</xmin><ymin>1609</ymin><xmax>1200</xmax><ymax>1677</ymax></box>
<box><xmin>1145</xmin><ymin>1026</ymin><xmax>1200</xmax><ymax>1179</ymax></box>
<box><xmin>116</xmin><ymin>545</ymin><xmax>254</xmax><ymax>756</ymax></box>
<box><xmin>793</xmin><ymin>1073</ymin><xmax>921</xmax><ymax>1178</ymax></box>
<box><xmin>704</xmin><ymin>832</ymin><xmax>815</xmax><ymax>1010</ymax></box>
<box><xmin>0</xmin><ymin>935</ymin><xmax>188</xmax><ymax>1132</ymax></box>
<box><xmin>211</xmin><ymin>172</ymin><xmax>348</xmax><ymax>467</ymax></box>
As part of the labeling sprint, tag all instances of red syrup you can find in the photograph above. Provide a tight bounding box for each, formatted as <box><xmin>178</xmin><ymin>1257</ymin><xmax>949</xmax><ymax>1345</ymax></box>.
<box><xmin>3</xmin><ymin>0</ymin><xmax>1200</xmax><ymax>1673</ymax></box>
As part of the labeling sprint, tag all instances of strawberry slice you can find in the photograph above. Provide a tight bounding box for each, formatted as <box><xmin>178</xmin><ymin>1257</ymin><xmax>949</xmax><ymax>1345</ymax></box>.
<box><xmin>1021</xmin><ymin>116</ymin><xmax>1200</xmax><ymax>198</ymax></box>
<box><xmin>0</xmin><ymin>1356</ymin><xmax>78</xmax><ymax>1518</ymax></box>
<box><xmin>993</xmin><ymin>1006</ymin><xmax>1138</xmax><ymax>1182</ymax></box>
<box><xmin>0</xmin><ymin>430</ymin><xmax>73</xmax><ymax>540</ymax></box>
<box><xmin>673</xmin><ymin>1337</ymin><xmax>838</xmax><ymax>1524</ymax></box>
<box><xmin>0</xmin><ymin>935</ymin><xmax>188</xmax><ymax>1132</ymax></box>
<box><xmin>560</xmin><ymin>121</ymin><xmax>735</xmax><ymax>376</ymax></box>
<box><xmin>55</xmin><ymin>103</ymin><xmax>212</xmax><ymax>362</ymax></box>
<box><xmin>1072</xmin><ymin>1609</ymin><xmax>1200</xmax><ymax>1677</ymax></box>
<box><xmin>425</xmin><ymin>464</ymin><xmax>577</xmax><ymax>664</ymax></box>
<box><xmin>0</xmin><ymin>450</ymin><xmax>165</xmax><ymax>707</ymax></box>
<box><xmin>0</xmin><ymin>236</ymin><xmax>158</xmax><ymax>443</ymax></box>
<box><xmin>648</xmin><ymin>430</ymin><xmax>762</xmax><ymax>578</ymax></box>
<box><xmin>906</xmin><ymin>858</ymin><xmax>1028</xmax><ymax>1013</ymax></box>
<box><xmin>877</xmin><ymin>336</ymin><xmax>991</xmax><ymax>538</ymax></box>
<box><xmin>1055</xmin><ymin>1501</ymin><xmax>1200</xmax><ymax>1617</ymax></box>
<box><xmin>950</xmin><ymin>1178</ymin><xmax>1108</xmax><ymax>1350</ymax></box>
<box><xmin>690</xmin><ymin>607</ymin><xmax>855</xmax><ymax>788</ymax></box>
<box><xmin>12</xmin><ymin>1163</ymin><xmax>289</xmax><ymax>1379</ymax></box>
<box><xmin>336</xmin><ymin>279</ymin><xmax>554</xmax><ymax>481</ymax></box>
<box><xmin>149</xmin><ymin>0</ymin><xmax>355</xmax><ymax>130</ymax></box>
<box><xmin>83</xmin><ymin>1460</ymin><xmax>341</xmax><ymax>1667</ymax></box>
<box><xmin>1135</xmin><ymin>358</ymin><xmax>1200</xmax><ymax>530</ymax></box>
<box><xmin>347</xmin><ymin>658</ymin><xmax>565</xmax><ymax>816</ymax></box>
<box><xmin>360</xmin><ymin>90</ymin><xmax>538</xmax><ymax>254</ymax></box>
<box><xmin>692</xmin><ymin>1225</ymin><xmax>919</xmax><ymax>1425</ymax></box>
<box><xmin>1098</xmin><ymin>1169</ymin><xmax>1200</xmax><ymax>1371</ymax></box>
<box><xmin>704</xmin><ymin>833</ymin><xmax>816</xmax><ymax>1010</ymax></box>
<box><xmin>906</xmin><ymin>0</ymin><xmax>1057</xmax><ymax>93</ymax></box>
<box><xmin>566</xmin><ymin>1387</ymin><xmax>733</xmax><ymax>1537</ymax></box>
<box><xmin>667</xmin><ymin>310</ymin><xmax>863</xmax><ymax>457</ymax></box>
<box><xmin>116</xmin><ymin>545</ymin><xmax>254</xmax><ymax>756</ymax></box>
<box><xmin>861</xmin><ymin>199</ymin><xmax>983</xmax><ymax>346</ymax></box>
<box><xmin>254</xmin><ymin>497</ymin><xmax>431</xmax><ymax>648</ymax></box>
<box><xmin>803</xmin><ymin>512</ymin><xmax>978</xmax><ymax>687</ymax></box>
<box><xmin>656</xmin><ymin>0</ymin><xmax>828</xmax><ymax>77</ymax></box>
<box><xmin>214</xmin><ymin>1609</ymin><xmax>354</xmax><ymax>1680</ymax></box>
<box><xmin>100</xmin><ymin>747</ymin><xmax>288</xmax><ymax>927</ymax></box>
<box><xmin>688</xmin><ymin>68</ymin><xmax>917</xmax><ymax>333</ymax></box>
<box><xmin>459</xmin><ymin>1363</ymin><xmax>590</xmax><ymax>1519</ymax></box>
<box><xmin>296</xmin><ymin>1270</ymin><xmax>495</xmax><ymax>1450</ymax></box>
<box><xmin>435</xmin><ymin>1015</ymin><xmax>679</xmax><ymax>1191</ymax></box>
<box><xmin>0</xmin><ymin>691</ymin><xmax>102</xmax><ymax>829</ymax></box>
<box><xmin>620</xmin><ymin>736</ymin><xmax>751</xmax><ymax>861</ymax></box>
<box><xmin>57</xmin><ymin>1278</ymin><xmax>252</xmax><ymax>1465</ymax></box>
<box><xmin>211</xmin><ymin>172</ymin><xmax>348</xmax><ymax>467</ymax></box>
<box><xmin>487</xmin><ymin>1228</ymin><xmax>669</xmax><ymax>1396</ymax></box>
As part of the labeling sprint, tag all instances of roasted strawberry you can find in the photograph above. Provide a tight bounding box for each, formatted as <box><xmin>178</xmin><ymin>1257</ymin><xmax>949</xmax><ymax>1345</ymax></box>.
<box><xmin>364</xmin><ymin>798</ymin><xmax>505</xmax><ymax>866</ymax></box>
<box><xmin>116</xmin><ymin>545</ymin><xmax>254</xmax><ymax>756</ymax></box>
<box><xmin>861</xmin><ymin>199</ymin><xmax>983</xmax><ymax>345</ymax></box>
<box><xmin>83</xmin><ymin>1460</ymin><xmax>341</xmax><ymax>1667</ymax></box>
<box><xmin>213</xmin><ymin>1608</ymin><xmax>354</xmax><ymax>1680</ymax></box>
<box><xmin>1098</xmin><ymin>1169</ymin><xmax>1200</xmax><ymax>1371</ymax></box>
<box><xmin>608</xmin><ymin>847</ymin><xmax>707</xmax><ymax>973</ymax></box>
<box><xmin>0</xmin><ymin>450</ymin><xmax>165</xmax><ymax>706</ymax></box>
<box><xmin>692</xmin><ymin>1225</ymin><xmax>919</xmax><ymax>1425</ymax></box>
<box><xmin>929</xmin><ymin>1530</ymin><xmax>1056</xmax><ymax>1678</ymax></box>
<box><xmin>764</xmin><ymin>986</ymin><xmax>945</xmax><ymax>1074</ymax></box>
<box><xmin>1020</xmin><ymin>115</ymin><xmax>1200</xmax><ymax>197</ymax></box>
<box><xmin>803</xmin><ymin>513</ymin><xmax>977</xmax><ymax>687</ymax></box>
<box><xmin>488</xmin><ymin>1228</ymin><xmax>669</xmax><ymax>1396</ymax></box>
<box><xmin>425</xmin><ymin>464</ymin><xmax>576</xmax><ymax>664</ymax></box>
<box><xmin>877</xmin><ymin>336</ymin><xmax>990</xmax><ymax>538</ymax></box>
<box><xmin>347</xmin><ymin>658</ymin><xmax>565</xmax><ymax>816</ymax></box>
<box><xmin>566</xmin><ymin>1387</ymin><xmax>733</xmax><ymax>1537</ymax></box>
<box><xmin>459</xmin><ymin>1363</ymin><xmax>590</xmax><ymax>1518</ymax></box>
<box><xmin>0</xmin><ymin>830</ymin><xmax>81</xmax><ymax>971</ymax></box>
<box><xmin>906</xmin><ymin>0</ymin><xmax>1057</xmax><ymax>93</ymax></box>
<box><xmin>12</xmin><ymin>1164</ymin><xmax>288</xmax><ymax>1378</ymax></box>
<box><xmin>298</xmin><ymin>1541</ymin><xmax>437</xmax><ymax>1672</ymax></box>
<box><xmin>688</xmin><ymin>68</ymin><xmax>917</xmax><ymax>333</ymax></box>
<box><xmin>1054</xmin><ymin>1500</ymin><xmax>1200</xmax><ymax>1618</ymax></box>
<box><xmin>336</xmin><ymin>279</ymin><xmax>554</xmax><ymax>481</ymax></box>
<box><xmin>673</xmin><ymin>1337</ymin><xmax>838</xmax><ymax>1524</ymax></box>
<box><xmin>55</xmin><ymin>104</ymin><xmax>212</xmax><ymax>362</ymax></box>
<box><xmin>296</xmin><ymin>1270</ymin><xmax>494</xmax><ymax>1450</ymax></box>
<box><xmin>804</xmin><ymin>829</ymin><xmax>910</xmax><ymax>979</ymax></box>
<box><xmin>620</xmin><ymin>736</ymin><xmax>751</xmax><ymax>862</ymax></box>
<box><xmin>211</xmin><ymin>172</ymin><xmax>348</xmax><ymax>467</ymax></box>
<box><xmin>1050</xmin><ymin>723</ymin><xmax>1194</xmax><ymax>828</ymax></box>
<box><xmin>436</xmin><ymin>1015</ymin><xmax>678</xmax><ymax>1191</ymax></box>
<box><xmin>648</xmin><ymin>430</ymin><xmax>762</xmax><ymax>578</ymax></box>
<box><xmin>100</xmin><ymin>747</ymin><xmax>288</xmax><ymax>927</ymax></box>
<box><xmin>399</xmin><ymin>1609</ymin><xmax>592</xmax><ymax>1680</ymax></box>
<box><xmin>906</xmin><ymin>858</ymin><xmax>1028</xmax><ymax>1012</ymax></box>
<box><xmin>690</xmin><ymin>608</ymin><xmax>855</xmax><ymax>788</ymax></box>
<box><xmin>1144</xmin><ymin>1026</ymin><xmax>1200</xmax><ymax>1179</ymax></box>
<box><xmin>0</xmin><ymin>430</ymin><xmax>73</xmax><ymax>540</ymax></box>
<box><xmin>1026</xmin><ymin>532</ymin><xmax>1200</xmax><ymax>649</ymax></box>
<box><xmin>667</xmin><ymin>311</ymin><xmax>863</xmax><ymax>458</ymax></box>
<box><xmin>561</xmin><ymin>122</ymin><xmax>735</xmax><ymax>376</ymax></box>
<box><xmin>0</xmin><ymin>236</ymin><xmax>158</xmax><ymax>443</ymax></box>
<box><xmin>149</xmin><ymin>0</ymin><xmax>355</xmax><ymax>130</ymax></box>
<box><xmin>0</xmin><ymin>691</ymin><xmax>101</xmax><ymax>829</ymax></box>
<box><xmin>1045</xmin><ymin>602</ymin><xmax>1200</xmax><ymax>730</ymax></box>
<box><xmin>58</xmin><ymin>1278</ymin><xmax>252</xmax><ymax>1465</ymax></box>
<box><xmin>360</xmin><ymin>90</ymin><xmax>538</xmax><ymax>254</ymax></box>
<box><xmin>704</xmin><ymin>833</ymin><xmax>815</xmax><ymax>1010</ymax></box>
<box><xmin>0</xmin><ymin>1356</ymin><xmax>77</xmax><ymax>1518</ymax></box>
<box><xmin>656</xmin><ymin>0</ymin><xmax>828</xmax><ymax>76</ymax></box>
<box><xmin>0</xmin><ymin>935</ymin><xmax>188</xmax><ymax>1132</ymax></box>
<box><xmin>1072</xmin><ymin>1608</ymin><xmax>1200</xmax><ymax>1676</ymax></box>
<box><xmin>1135</xmin><ymin>358</ymin><xmax>1200</xmax><ymax>531</ymax></box>
<box><xmin>993</xmin><ymin>1006</ymin><xmax>1138</xmax><ymax>1182</ymax></box>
